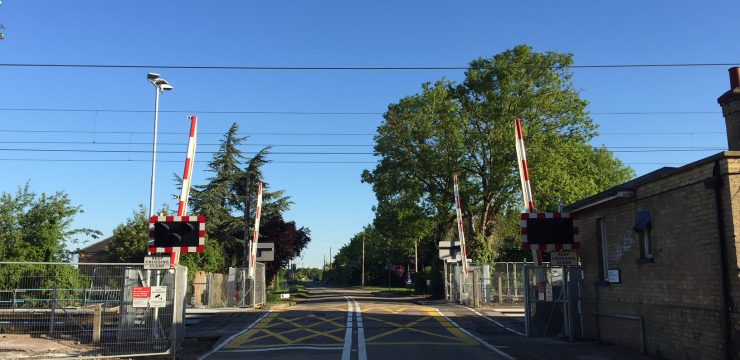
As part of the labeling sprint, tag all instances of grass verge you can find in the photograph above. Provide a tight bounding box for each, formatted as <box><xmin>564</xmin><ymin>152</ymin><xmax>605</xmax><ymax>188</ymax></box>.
<box><xmin>354</xmin><ymin>285</ymin><xmax>415</xmax><ymax>296</ymax></box>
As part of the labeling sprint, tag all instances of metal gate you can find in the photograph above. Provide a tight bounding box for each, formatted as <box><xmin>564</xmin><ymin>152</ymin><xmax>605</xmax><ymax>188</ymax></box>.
<box><xmin>225</xmin><ymin>264</ymin><xmax>265</xmax><ymax>307</ymax></box>
<box><xmin>0</xmin><ymin>262</ymin><xmax>187</xmax><ymax>359</ymax></box>
<box><xmin>523</xmin><ymin>265</ymin><xmax>583</xmax><ymax>340</ymax></box>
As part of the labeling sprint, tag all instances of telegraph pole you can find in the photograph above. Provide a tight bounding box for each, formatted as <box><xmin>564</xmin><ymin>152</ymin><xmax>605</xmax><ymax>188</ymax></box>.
<box><xmin>361</xmin><ymin>237</ymin><xmax>365</xmax><ymax>286</ymax></box>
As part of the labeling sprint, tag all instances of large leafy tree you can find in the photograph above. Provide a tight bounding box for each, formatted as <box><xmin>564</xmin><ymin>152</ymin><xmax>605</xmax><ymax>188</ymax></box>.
<box><xmin>363</xmin><ymin>45</ymin><xmax>634</xmax><ymax>263</ymax></box>
<box><xmin>0</xmin><ymin>183</ymin><xmax>100</xmax><ymax>262</ymax></box>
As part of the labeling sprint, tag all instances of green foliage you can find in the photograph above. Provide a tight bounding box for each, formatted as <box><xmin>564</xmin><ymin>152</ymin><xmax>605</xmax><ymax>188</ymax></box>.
<box><xmin>259</xmin><ymin>214</ymin><xmax>311</xmax><ymax>286</ymax></box>
<box><xmin>0</xmin><ymin>183</ymin><xmax>100</xmax><ymax>262</ymax></box>
<box><xmin>362</xmin><ymin>45</ymin><xmax>634</xmax><ymax>263</ymax></box>
<box><xmin>106</xmin><ymin>205</ymin><xmax>149</xmax><ymax>263</ymax></box>
<box><xmin>186</xmin><ymin>122</ymin><xmax>295</xmax><ymax>272</ymax></box>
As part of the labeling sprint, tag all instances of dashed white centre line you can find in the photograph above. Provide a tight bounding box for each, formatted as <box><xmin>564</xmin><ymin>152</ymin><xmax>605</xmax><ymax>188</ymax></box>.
<box><xmin>342</xmin><ymin>296</ymin><xmax>354</xmax><ymax>360</ymax></box>
<box><xmin>352</xmin><ymin>298</ymin><xmax>367</xmax><ymax>360</ymax></box>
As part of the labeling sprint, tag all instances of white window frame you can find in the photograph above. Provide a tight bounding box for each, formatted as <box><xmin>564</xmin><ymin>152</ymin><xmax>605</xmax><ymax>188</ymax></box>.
<box><xmin>639</xmin><ymin>229</ymin><xmax>653</xmax><ymax>259</ymax></box>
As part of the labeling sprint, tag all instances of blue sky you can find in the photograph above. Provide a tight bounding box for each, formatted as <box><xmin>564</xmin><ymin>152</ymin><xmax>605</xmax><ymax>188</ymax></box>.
<box><xmin>0</xmin><ymin>1</ymin><xmax>736</xmax><ymax>268</ymax></box>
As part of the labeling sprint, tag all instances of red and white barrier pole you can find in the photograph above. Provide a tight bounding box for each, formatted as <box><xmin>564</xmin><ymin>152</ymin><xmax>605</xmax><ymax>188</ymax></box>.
<box><xmin>248</xmin><ymin>182</ymin><xmax>264</xmax><ymax>279</ymax></box>
<box><xmin>515</xmin><ymin>118</ymin><xmax>542</xmax><ymax>265</ymax></box>
<box><xmin>177</xmin><ymin>115</ymin><xmax>198</xmax><ymax>216</ymax></box>
<box><xmin>453</xmin><ymin>174</ymin><xmax>469</xmax><ymax>274</ymax></box>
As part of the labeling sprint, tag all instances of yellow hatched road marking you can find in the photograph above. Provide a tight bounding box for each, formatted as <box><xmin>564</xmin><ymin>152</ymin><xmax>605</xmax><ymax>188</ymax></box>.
<box><xmin>225</xmin><ymin>308</ymin><xmax>347</xmax><ymax>348</ymax></box>
<box><xmin>363</xmin><ymin>307</ymin><xmax>478</xmax><ymax>345</ymax></box>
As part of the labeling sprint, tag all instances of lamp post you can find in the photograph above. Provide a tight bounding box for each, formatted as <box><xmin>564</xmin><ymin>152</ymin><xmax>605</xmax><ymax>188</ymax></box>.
<box><xmin>147</xmin><ymin>73</ymin><xmax>173</xmax><ymax>218</ymax></box>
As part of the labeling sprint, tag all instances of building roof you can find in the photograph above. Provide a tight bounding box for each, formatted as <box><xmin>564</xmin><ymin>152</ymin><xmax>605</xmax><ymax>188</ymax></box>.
<box><xmin>564</xmin><ymin>151</ymin><xmax>740</xmax><ymax>213</ymax></box>
<box><xmin>77</xmin><ymin>236</ymin><xmax>113</xmax><ymax>253</ymax></box>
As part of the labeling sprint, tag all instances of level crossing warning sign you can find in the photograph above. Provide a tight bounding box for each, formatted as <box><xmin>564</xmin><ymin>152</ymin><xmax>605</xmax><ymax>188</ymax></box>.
<box><xmin>132</xmin><ymin>286</ymin><xmax>151</xmax><ymax>308</ymax></box>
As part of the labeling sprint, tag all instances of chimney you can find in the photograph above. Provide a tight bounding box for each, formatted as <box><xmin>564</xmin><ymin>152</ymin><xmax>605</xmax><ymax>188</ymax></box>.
<box><xmin>717</xmin><ymin>67</ymin><xmax>740</xmax><ymax>151</ymax></box>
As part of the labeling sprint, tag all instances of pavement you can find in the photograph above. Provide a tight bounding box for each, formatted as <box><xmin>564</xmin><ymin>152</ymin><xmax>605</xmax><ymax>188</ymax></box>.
<box><xmin>181</xmin><ymin>285</ymin><xmax>651</xmax><ymax>360</ymax></box>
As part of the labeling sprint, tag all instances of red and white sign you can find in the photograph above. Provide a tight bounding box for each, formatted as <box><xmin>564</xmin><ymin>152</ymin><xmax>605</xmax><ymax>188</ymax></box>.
<box><xmin>132</xmin><ymin>286</ymin><xmax>151</xmax><ymax>308</ymax></box>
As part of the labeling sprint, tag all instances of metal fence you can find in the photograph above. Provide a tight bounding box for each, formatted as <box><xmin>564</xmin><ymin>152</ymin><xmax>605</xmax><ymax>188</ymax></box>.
<box><xmin>523</xmin><ymin>265</ymin><xmax>583</xmax><ymax>340</ymax></box>
<box><xmin>190</xmin><ymin>271</ymin><xmax>229</xmax><ymax>307</ymax></box>
<box><xmin>190</xmin><ymin>263</ymin><xmax>265</xmax><ymax>308</ymax></box>
<box><xmin>0</xmin><ymin>262</ymin><xmax>187</xmax><ymax>359</ymax></box>
<box><xmin>448</xmin><ymin>262</ymin><xmax>545</xmax><ymax>306</ymax></box>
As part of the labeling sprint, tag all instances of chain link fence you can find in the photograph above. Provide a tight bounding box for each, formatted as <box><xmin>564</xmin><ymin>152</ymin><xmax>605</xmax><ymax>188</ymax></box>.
<box><xmin>0</xmin><ymin>262</ymin><xmax>186</xmax><ymax>359</ymax></box>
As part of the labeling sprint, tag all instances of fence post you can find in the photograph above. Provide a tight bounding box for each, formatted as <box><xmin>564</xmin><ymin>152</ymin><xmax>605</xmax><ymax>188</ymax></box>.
<box><xmin>523</xmin><ymin>264</ymin><xmax>530</xmax><ymax>337</ymax></box>
<box><xmin>498</xmin><ymin>276</ymin><xmax>503</xmax><ymax>304</ymax></box>
<box><xmin>472</xmin><ymin>270</ymin><xmax>480</xmax><ymax>308</ymax></box>
<box><xmin>12</xmin><ymin>289</ymin><xmax>16</xmax><ymax>309</ymax></box>
<box><xmin>49</xmin><ymin>285</ymin><xmax>58</xmax><ymax>337</ymax></box>
<box><xmin>92</xmin><ymin>304</ymin><xmax>102</xmax><ymax>344</ymax></box>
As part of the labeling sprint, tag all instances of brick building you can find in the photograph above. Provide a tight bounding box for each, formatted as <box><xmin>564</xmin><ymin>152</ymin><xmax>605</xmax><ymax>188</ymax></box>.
<box><xmin>564</xmin><ymin>69</ymin><xmax>740</xmax><ymax>359</ymax></box>
<box><xmin>77</xmin><ymin>237</ymin><xmax>113</xmax><ymax>263</ymax></box>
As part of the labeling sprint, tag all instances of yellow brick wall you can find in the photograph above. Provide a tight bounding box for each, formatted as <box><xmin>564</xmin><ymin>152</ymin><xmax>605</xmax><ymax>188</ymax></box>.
<box><xmin>576</xmin><ymin>156</ymin><xmax>739</xmax><ymax>359</ymax></box>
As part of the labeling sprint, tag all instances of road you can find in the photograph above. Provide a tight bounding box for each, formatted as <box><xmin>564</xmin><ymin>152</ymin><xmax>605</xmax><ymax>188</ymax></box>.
<box><xmin>199</xmin><ymin>286</ymin><xmax>517</xmax><ymax>360</ymax></box>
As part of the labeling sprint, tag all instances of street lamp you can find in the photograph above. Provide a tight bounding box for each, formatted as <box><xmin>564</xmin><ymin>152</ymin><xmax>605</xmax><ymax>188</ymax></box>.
<box><xmin>147</xmin><ymin>73</ymin><xmax>173</xmax><ymax>218</ymax></box>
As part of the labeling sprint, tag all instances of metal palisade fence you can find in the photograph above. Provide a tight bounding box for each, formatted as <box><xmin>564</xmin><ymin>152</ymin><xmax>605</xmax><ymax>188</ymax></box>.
<box><xmin>0</xmin><ymin>262</ymin><xmax>187</xmax><ymax>359</ymax></box>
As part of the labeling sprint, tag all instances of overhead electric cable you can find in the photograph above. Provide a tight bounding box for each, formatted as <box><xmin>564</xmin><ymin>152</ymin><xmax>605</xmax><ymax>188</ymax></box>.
<box><xmin>0</xmin><ymin>129</ymin><xmax>376</xmax><ymax>136</ymax></box>
<box><xmin>0</xmin><ymin>107</ymin><xmax>722</xmax><ymax>116</ymax></box>
<box><xmin>0</xmin><ymin>129</ymin><xmax>725</xmax><ymax>136</ymax></box>
<box><xmin>0</xmin><ymin>62</ymin><xmax>737</xmax><ymax>71</ymax></box>
<box><xmin>0</xmin><ymin>158</ymin><xmax>689</xmax><ymax>166</ymax></box>
<box><xmin>0</xmin><ymin>147</ymin><xmax>726</xmax><ymax>154</ymax></box>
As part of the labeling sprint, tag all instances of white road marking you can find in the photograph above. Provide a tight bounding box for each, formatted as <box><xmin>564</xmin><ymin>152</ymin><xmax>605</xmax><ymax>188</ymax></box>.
<box><xmin>453</xmin><ymin>304</ymin><xmax>526</xmax><ymax>336</ymax></box>
<box><xmin>352</xmin><ymin>298</ymin><xmax>367</xmax><ymax>360</ymax></box>
<box><xmin>198</xmin><ymin>310</ymin><xmax>273</xmax><ymax>360</ymax></box>
<box><xmin>342</xmin><ymin>296</ymin><xmax>354</xmax><ymax>360</ymax></box>
<box><xmin>433</xmin><ymin>308</ymin><xmax>516</xmax><ymax>360</ymax></box>
<box><xmin>220</xmin><ymin>346</ymin><xmax>343</xmax><ymax>352</ymax></box>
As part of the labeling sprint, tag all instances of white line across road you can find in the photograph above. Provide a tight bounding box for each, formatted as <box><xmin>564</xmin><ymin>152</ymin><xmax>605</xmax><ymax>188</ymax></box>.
<box><xmin>433</xmin><ymin>308</ymin><xmax>516</xmax><ymax>360</ymax></box>
<box><xmin>342</xmin><ymin>296</ymin><xmax>354</xmax><ymax>360</ymax></box>
<box><xmin>198</xmin><ymin>310</ymin><xmax>274</xmax><ymax>360</ymax></box>
<box><xmin>453</xmin><ymin>304</ymin><xmax>526</xmax><ymax>336</ymax></box>
<box><xmin>351</xmin><ymin>298</ymin><xmax>367</xmax><ymax>360</ymax></box>
<box><xmin>220</xmin><ymin>346</ymin><xmax>343</xmax><ymax>353</ymax></box>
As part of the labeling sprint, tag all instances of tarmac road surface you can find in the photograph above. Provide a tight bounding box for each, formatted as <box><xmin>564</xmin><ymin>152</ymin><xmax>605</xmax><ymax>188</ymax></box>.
<box><xmin>198</xmin><ymin>286</ymin><xmax>516</xmax><ymax>360</ymax></box>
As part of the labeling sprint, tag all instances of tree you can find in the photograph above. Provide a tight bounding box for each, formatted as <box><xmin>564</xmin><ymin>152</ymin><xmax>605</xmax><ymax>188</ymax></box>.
<box><xmin>187</xmin><ymin>123</ymin><xmax>292</xmax><ymax>270</ymax></box>
<box><xmin>258</xmin><ymin>214</ymin><xmax>311</xmax><ymax>287</ymax></box>
<box><xmin>363</xmin><ymin>45</ymin><xmax>634</xmax><ymax>263</ymax></box>
<box><xmin>106</xmin><ymin>205</ymin><xmax>149</xmax><ymax>263</ymax></box>
<box><xmin>0</xmin><ymin>183</ymin><xmax>100</xmax><ymax>262</ymax></box>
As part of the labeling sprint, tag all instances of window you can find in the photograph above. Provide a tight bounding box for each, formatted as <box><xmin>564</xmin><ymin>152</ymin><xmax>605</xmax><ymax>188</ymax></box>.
<box><xmin>634</xmin><ymin>210</ymin><xmax>653</xmax><ymax>261</ymax></box>
<box><xmin>596</xmin><ymin>218</ymin><xmax>608</xmax><ymax>281</ymax></box>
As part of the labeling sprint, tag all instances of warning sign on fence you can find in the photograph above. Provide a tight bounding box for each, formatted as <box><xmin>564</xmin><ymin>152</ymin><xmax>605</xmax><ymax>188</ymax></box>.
<box><xmin>132</xmin><ymin>286</ymin><xmax>151</xmax><ymax>308</ymax></box>
<box><xmin>150</xmin><ymin>286</ymin><xmax>167</xmax><ymax>308</ymax></box>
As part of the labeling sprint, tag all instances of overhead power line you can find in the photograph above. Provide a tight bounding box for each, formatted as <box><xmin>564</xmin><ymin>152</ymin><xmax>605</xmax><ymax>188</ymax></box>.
<box><xmin>0</xmin><ymin>129</ymin><xmax>725</xmax><ymax>136</ymax></box>
<box><xmin>0</xmin><ymin>140</ymin><xmax>375</xmax><ymax>147</ymax></box>
<box><xmin>0</xmin><ymin>129</ymin><xmax>376</xmax><ymax>136</ymax></box>
<box><xmin>0</xmin><ymin>107</ymin><xmax>722</xmax><ymax>116</ymax></box>
<box><xmin>0</xmin><ymin>147</ymin><xmax>726</xmax><ymax>155</ymax></box>
<box><xmin>0</xmin><ymin>140</ymin><xmax>722</xmax><ymax>150</ymax></box>
<box><xmin>0</xmin><ymin>158</ymin><xmax>689</xmax><ymax>166</ymax></box>
<box><xmin>0</xmin><ymin>62</ymin><xmax>737</xmax><ymax>71</ymax></box>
